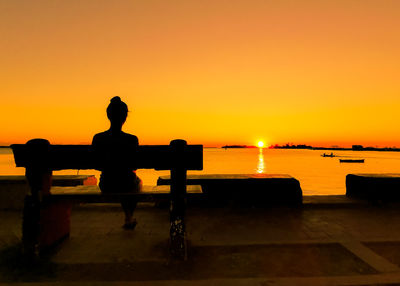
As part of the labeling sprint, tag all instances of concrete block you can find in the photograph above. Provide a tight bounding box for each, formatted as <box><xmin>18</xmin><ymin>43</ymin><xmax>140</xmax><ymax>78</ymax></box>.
<box><xmin>346</xmin><ymin>173</ymin><xmax>400</xmax><ymax>201</ymax></box>
<box><xmin>158</xmin><ymin>174</ymin><xmax>302</xmax><ymax>207</ymax></box>
<box><xmin>0</xmin><ymin>175</ymin><xmax>96</xmax><ymax>209</ymax></box>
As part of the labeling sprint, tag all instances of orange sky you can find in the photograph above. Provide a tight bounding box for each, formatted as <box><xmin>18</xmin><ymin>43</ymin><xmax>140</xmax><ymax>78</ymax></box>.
<box><xmin>1</xmin><ymin>0</ymin><xmax>400</xmax><ymax>147</ymax></box>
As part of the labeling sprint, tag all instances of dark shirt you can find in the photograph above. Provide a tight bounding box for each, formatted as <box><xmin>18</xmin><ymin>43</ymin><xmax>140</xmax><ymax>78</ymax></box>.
<box><xmin>92</xmin><ymin>130</ymin><xmax>139</xmax><ymax>193</ymax></box>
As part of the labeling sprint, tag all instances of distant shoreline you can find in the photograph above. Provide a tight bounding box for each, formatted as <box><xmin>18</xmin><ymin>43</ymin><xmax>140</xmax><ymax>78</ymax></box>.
<box><xmin>273</xmin><ymin>145</ymin><xmax>400</xmax><ymax>152</ymax></box>
<box><xmin>219</xmin><ymin>144</ymin><xmax>400</xmax><ymax>152</ymax></box>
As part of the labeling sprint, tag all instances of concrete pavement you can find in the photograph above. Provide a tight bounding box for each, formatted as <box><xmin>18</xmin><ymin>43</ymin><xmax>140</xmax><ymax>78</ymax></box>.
<box><xmin>2</xmin><ymin>197</ymin><xmax>400</xmax><ymax>285</ymax></box>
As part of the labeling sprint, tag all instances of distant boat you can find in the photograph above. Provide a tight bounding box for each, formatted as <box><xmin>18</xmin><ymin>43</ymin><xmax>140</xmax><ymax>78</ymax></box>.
<box><xmin>222</xmin><ymin>145</ymin><xmax>251</xmax><ymax>149</ymax></box>
<box><xmin>339</xmin><ymin>159</ymin><xmax>365</xmax><ymax>163</ymax></box>
<box><xmin>321</xmin><ymin>153</ymin><xmax>336</xmax><ymax>157</ymax></box>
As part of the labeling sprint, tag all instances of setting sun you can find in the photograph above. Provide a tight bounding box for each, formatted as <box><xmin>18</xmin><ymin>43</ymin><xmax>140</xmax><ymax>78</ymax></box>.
<box><xmin>257</xmin><ymin>141</ymin><xmax>265</xmax><ymax>148</ymax></box>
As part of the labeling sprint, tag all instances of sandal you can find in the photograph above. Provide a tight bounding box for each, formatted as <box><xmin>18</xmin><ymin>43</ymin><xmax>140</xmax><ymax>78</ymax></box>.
<box><xmin>123</xmin><ymin>219</ymin><xmax>137</xmax><ymax>230</ymax></box>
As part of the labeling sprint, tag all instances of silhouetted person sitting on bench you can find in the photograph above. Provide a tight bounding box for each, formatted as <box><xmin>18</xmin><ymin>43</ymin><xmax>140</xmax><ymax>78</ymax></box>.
<box><xmin>92</xmin><ymin>96</ymin><xmax>142</xmax><ymax>229</ymax></box>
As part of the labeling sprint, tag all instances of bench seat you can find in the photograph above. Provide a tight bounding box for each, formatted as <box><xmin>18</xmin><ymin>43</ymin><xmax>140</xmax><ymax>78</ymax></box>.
<box><xmin>48</xmin><ymin>185</ymin><xmax>203</xmax><ymax>203</ymax></box>
<box><xmin>158</xmin><ymin>174</ymin><xmax>302</xmax><ymax>206</ymax></box>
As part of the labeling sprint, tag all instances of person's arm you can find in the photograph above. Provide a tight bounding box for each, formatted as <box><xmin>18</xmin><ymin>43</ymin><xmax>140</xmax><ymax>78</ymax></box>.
<box><xmin>91</xmin><ymin>134</ymin><xmax>103</xmax><ymax>171</ymax></box>
<box><xmin>130</xmin><ymin>135</ymin><xmax>139</xmax><ymax>170</ymax></box>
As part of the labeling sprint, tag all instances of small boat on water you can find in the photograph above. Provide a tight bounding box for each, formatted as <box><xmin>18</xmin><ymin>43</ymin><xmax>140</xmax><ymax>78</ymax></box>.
<box><xmin>339</xmin><ymin>159</ymin><xmax>365</xmax><ymax>163</ymax></box>
<box><xmin>321</xmin><ymin>153</ymin><xmax>336</xmax><ymax>157</ymax></box>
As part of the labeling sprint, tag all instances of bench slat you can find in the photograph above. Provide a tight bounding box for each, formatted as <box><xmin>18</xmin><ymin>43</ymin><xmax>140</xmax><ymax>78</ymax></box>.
<box><xmin>11</xmin><ymin>144</ymin><xmax>203</xmax><ymax>171</ymax></box>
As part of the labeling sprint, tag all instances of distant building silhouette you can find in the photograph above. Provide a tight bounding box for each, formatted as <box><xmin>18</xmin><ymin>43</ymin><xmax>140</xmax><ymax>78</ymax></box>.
<box><xmin>352</xmin><ymin>145</ymin><xmax>364</xmax><ymax>151</ymax></box>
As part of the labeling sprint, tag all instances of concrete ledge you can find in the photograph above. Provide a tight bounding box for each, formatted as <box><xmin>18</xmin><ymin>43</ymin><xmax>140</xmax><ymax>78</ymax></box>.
<box><xmin>0</xmin><ymin>175</ymin><xmax>96</xmax><ymax>209</ymax></box>
<box><xmin>157</xmin><ymin>174</ymin><xmax>302</xmax><ymax>206</ymax></box>
<box><xmin>302</xmin><ymin>195</ymin><xmax>369</xmax><ymax>208</ymax></box>
<box><xmin>0</xmin><ymin>175</ymin><xmax>96</xmax><ymax>186</ymax></box>
<box><xmin>346</xmin><ymin>173</ymin><xmax>400</xmax><ymax>201</ymax></box>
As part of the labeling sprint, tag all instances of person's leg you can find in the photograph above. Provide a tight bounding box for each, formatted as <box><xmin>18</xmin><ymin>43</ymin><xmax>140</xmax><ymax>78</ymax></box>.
<box><xmin>121</xmin><ymin>198</ymin><xmax>137</xmax><ymax>229</ymax></box>
<box><xmin>122</xmin><ymin>175</ymin><xmax>141</xmax><ymax>228</ymax></box>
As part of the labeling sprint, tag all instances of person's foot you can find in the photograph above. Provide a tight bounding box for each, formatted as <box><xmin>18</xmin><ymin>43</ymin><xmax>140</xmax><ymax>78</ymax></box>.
<box><xmin>123</xmin><ymin>218</ymin><xmax>137</xmax><ymax>230</ymax></box>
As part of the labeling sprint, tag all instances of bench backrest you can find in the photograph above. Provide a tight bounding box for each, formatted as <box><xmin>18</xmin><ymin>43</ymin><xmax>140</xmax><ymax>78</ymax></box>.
<box><xmin>11</xmin><ymin>142</ymin><xmax>203</xmax><ymax>171</ymax></box>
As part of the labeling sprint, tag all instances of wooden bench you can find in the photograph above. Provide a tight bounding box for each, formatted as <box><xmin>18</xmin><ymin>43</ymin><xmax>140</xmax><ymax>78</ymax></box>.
<box><xmin>11</xmin><ymin>139</ymin><xmax>203</xmax><ymax>259</ymax></box>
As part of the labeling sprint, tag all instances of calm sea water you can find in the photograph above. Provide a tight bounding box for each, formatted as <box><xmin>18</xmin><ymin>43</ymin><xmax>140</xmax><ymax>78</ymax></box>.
<box><xmin>2</xmin><ymin>147</ymin><xmax>400</xmax><ymax>195</ymax></box>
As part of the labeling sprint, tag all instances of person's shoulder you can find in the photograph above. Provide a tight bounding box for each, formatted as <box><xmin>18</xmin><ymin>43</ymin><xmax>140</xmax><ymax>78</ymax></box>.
<box><xmin>92</xmin><ymin>131</ymin><xmax>110</xmax><ymax>144</ymax></box>
<box><xmin>122</xmin><ymin>132</ymin><xmax>139</xmax><ymax>144</ymax></box>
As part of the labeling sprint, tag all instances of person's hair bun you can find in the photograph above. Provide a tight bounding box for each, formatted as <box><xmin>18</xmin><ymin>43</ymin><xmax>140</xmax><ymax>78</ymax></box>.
<box><xmin>110</xmin><ymin>96</ymin><xmax>122</xmax><ymax>104</ymax></box>
<box><xmin>106</xmin><ymin>96</ymin><xmax>128</xmax><ymax>121</ymax></box>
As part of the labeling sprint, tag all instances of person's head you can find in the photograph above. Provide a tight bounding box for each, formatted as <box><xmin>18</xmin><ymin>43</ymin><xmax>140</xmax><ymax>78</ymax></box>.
<box><xmin>107</xmin><ymin>96</ymin><xmax>128</xmax><ymax>129</ymax></box>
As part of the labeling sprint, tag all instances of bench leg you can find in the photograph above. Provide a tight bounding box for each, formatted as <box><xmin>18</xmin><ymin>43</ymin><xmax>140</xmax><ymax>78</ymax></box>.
<box><xmin>169</xmin><ymin>140</ymin><xmax>187</xmax><ymax>260</ymax></box>
<box><xmin>22</xmin><ymin>138</ymin><xmax>52</xmax><ymax>258</ymax></box>
<box><xmin>170</xmin><ymin>216</ymin><xmax>186</xmax><ymax>259</ymax></box>
<box><xmin>22</xmin><ymin>195</ymin><xmax>41</xmax><ymax>258</ymax></box>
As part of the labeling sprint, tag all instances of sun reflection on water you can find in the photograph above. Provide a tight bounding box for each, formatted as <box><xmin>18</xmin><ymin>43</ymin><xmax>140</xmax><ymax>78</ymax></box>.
<box><xmin>257</xmin><ymin>148</ymin><xmax>264</xmax><ymax>173</ymax></box>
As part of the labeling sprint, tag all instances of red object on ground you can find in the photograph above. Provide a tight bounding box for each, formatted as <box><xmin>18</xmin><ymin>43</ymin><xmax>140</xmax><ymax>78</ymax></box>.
<box><xmin>39</xmin><ymin>201</ymin><xmax>72</xmax><ymax>248</ymax></box>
